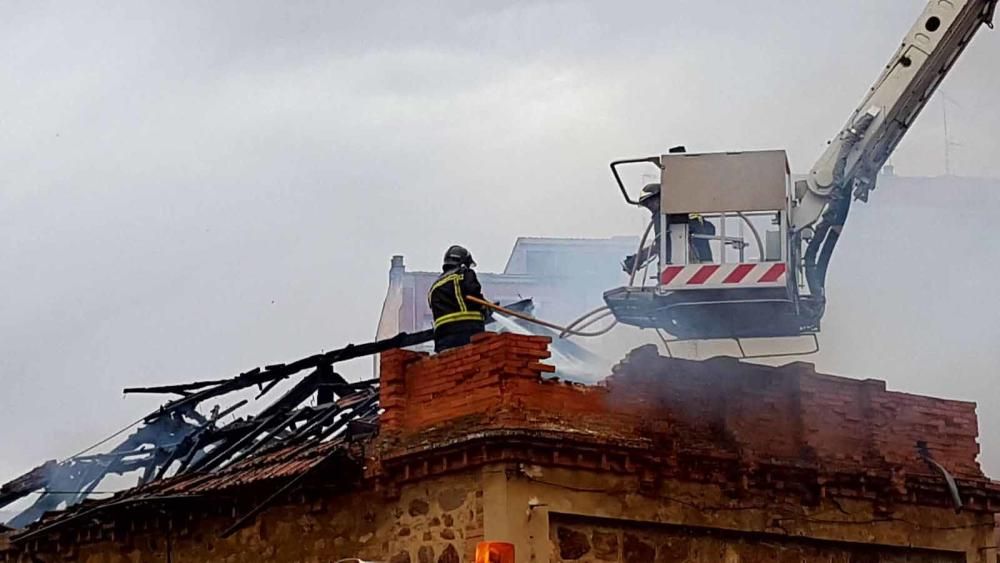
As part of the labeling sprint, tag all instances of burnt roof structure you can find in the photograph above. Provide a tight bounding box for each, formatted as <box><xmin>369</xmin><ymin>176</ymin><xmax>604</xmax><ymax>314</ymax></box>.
<box><xmin>0</xmin><ymin>328</ymin><xmax>428</xmax><ymax>532</ymax></box>
<box><xmin>1</xmin><ymin>301</ymin><xmax>551</xmax><ymax>536</ymax></box>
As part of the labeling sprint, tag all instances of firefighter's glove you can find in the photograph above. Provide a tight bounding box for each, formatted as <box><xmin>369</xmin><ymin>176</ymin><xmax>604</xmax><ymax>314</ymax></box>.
<box><xmin>622</xmin><ymin>254</ymin><xmax>638</xmax><ymax>274</ymax></box>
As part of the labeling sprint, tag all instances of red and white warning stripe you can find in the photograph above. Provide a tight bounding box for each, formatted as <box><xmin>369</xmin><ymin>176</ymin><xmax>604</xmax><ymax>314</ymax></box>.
<box><xmin>660</xmin><ymin>262</ymin><xmax>787</xmax><ymax>289</ymax></box>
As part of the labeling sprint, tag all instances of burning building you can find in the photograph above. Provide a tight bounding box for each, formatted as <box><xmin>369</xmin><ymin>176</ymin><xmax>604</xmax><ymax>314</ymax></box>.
<box><xmin>2</xmin><ymin>332</ymin><xmax>998</xmax><ymax>562</ymax></box>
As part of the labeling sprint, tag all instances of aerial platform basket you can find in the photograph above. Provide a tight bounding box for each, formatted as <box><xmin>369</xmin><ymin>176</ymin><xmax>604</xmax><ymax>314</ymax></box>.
<box><xmin>604</xmin><ymin>149</ymin><xmax>822</xmax><ymax>341</ymax></box>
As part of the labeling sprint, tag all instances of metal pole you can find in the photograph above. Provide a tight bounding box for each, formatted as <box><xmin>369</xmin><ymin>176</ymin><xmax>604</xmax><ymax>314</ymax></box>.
<box><xmin>720</xmin><ymin>213</ymin><xmax>727</xmax><ymax>264</ymax></box>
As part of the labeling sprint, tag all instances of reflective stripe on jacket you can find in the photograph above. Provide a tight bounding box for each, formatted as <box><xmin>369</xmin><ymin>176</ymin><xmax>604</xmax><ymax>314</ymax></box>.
<box><xmin>428</xmin><ymin>266</ymin><xmax>485</xmax><ymax>331</ymax></box>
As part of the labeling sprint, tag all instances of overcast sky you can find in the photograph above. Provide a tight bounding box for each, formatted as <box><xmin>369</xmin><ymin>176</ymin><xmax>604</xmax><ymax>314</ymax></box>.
<box><xmin>2</xmin><ymin>1</ymin><xmax>998</xmax><ymax>487</ymax></box>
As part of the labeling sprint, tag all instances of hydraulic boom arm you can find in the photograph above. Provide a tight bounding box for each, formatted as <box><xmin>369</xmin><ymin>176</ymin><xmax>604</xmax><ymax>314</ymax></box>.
<box><xmin>792</xmin><ymin>0</ymin><xmax>996</xmax><ymax>299</ymax></box>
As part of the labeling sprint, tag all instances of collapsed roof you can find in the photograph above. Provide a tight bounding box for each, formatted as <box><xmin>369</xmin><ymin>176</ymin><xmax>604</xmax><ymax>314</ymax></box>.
<box><xmin>0</xmin><ymin>328</ymin><xmax>424</xmax><ymax>532</ymax></box>
<box><xmin>0</xmin><ymin>299</ymin><xmax>589</xmax><ymax>533</ymax></box>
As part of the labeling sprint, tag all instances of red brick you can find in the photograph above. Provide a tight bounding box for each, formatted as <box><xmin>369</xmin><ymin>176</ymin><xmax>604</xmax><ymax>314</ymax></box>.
<box><xmin>378</xmin><ymin>334</ymin><xmax>984</xmax><ymax>479</ymax></box>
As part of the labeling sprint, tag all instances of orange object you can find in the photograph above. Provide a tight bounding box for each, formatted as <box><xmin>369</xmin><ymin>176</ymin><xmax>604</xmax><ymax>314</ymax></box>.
<box><xmin>475</xmin><ymin>541</ymin><xmax>515</xmax><ymax>563</ymax></box>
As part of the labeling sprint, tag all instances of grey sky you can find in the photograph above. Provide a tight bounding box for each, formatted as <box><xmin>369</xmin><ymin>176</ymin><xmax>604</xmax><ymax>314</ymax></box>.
<box><xmin>2</xmin><ymin>0</ymin><xmax>998</xmax><ymax>486</ymax></box>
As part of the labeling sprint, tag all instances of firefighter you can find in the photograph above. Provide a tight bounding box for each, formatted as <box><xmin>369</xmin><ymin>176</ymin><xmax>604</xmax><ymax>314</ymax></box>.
<box><xmin>622</xmin><ymin>184</ymin><xmax>716</xmax><ymax>272</ymax></box>
<box><xmin>688</xmin><ymin>213</ymin><xmax>716</xmax><ymax>263</ymax></box>
<box><xmin>622</xmin><ymin>183</ymin><xmax>666</xmax><ymax>273</ymax></box>
<box><xmin>428</xmin><ymin>245</ymin><xmax>488</xmax><ymax>353</ymax></box>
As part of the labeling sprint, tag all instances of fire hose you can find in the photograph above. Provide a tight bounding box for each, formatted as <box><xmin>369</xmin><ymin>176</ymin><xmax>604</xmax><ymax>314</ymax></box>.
<box><xmin>466</xmin><ymin>296</ymin><xmax>617</xmax><ymax>339</ymax></box>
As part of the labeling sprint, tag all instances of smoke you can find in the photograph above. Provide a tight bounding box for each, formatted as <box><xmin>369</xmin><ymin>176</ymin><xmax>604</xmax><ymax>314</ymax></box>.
<box><xmin>489</xmin><ymin>312</ymin><xmax>613</xmax><ymax>383</ymax></box>
<box><xmin>508</xmin><ymin>174</ymin><xmax>1000</xmax><ymax>473</ymax></box>
<box><xmin>1</xmin><ymin>407</ymin><xmax>207</xmax><ymax>528</ymax></box>
<box><xmin>2</xmin><ymin>0</ymin><xmax>998</xmax><ymax>489</ymax></box>
<box><xmin>810</xmin><ymin>175</ymin><xmax>1000</xmax><ymax>472</ymax></box>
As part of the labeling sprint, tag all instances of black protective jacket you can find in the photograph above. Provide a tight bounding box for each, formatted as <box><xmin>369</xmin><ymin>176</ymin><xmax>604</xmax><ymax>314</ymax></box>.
<box><xmin>427</xmin><ymin>265</ymin><xmax>486</xmax><ymax>337</ymax></box>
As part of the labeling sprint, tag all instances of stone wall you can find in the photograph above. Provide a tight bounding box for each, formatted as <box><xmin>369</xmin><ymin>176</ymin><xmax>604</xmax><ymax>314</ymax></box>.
<box><xmin>549</xmin><ymin>514</ymin><xmax>965</xmax><ymax>563</ymax></box>
<box><xmin>383</xmin><ymin>471</ymin><xmax>484</xmax><ymax>563</ymax></box>
<box><xmin>0</xmin><ymin>470</ymin><xmax>485</xmax><ymax>563</ymax></box>
<box><xmin>502</xmin><ymin>465</ymin><xmax>995</xmax><ymax>563</ymax></box>
<box><xmin>55</xmin><ymin>489</ymin><xmax>394</xmax><ymax>563</ymax></box>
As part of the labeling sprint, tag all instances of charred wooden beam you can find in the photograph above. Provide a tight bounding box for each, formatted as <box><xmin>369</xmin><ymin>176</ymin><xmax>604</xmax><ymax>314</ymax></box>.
<box><xmin>122</xmin><ymin>377</ymin><xmax>234</xmax><ymax>396</ymax></box>
<box><xmin>315</xmin><ymin>364</ymin><xmax>338</xmax><ymax>406</ymax></box>
<box><xmin>0</xmin><ymin>461</ymin><xmax>57</xmax><ymax>509</ymax></box>
<box><xmin>130</xmin><ymin>329</ymin><xmax>431</xmax><ymax>423</ymax></box>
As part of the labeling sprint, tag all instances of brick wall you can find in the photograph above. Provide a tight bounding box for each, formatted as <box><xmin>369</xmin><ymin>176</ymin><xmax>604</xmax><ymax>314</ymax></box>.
<box><xmin>380</xmin><ymin>332</ymin><xmax>615</xmax><ymax>438</ymax></box>
<box><xmin>605</xmin><ymin>346</ymin><xmax>981</xmax><ymax>477</ymax></box>
<box><xmin>380</xmin><ymin>333</ymin><xmax>983</xmax><ymax>479</ymax></box>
